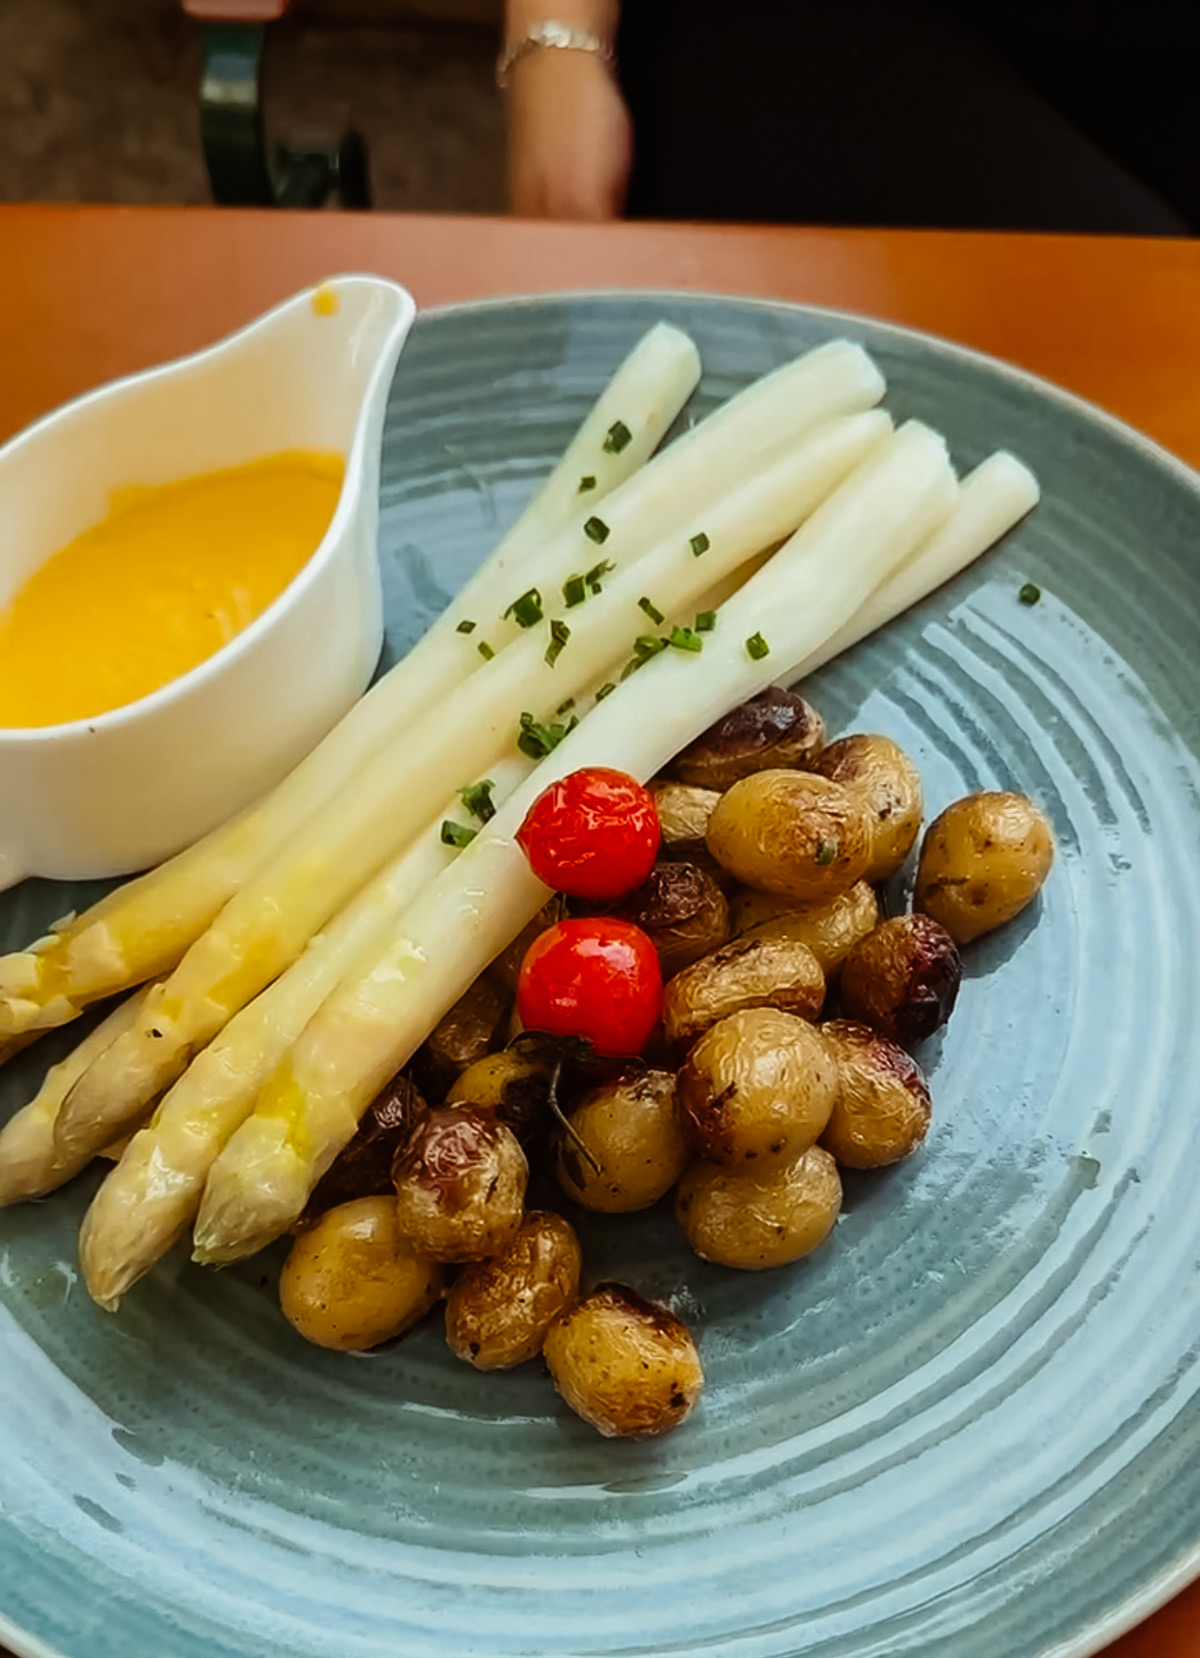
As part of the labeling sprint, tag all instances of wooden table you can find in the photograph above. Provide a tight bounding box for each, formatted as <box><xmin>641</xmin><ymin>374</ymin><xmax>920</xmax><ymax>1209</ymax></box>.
<box><xmin>0</xmin><ymin>203</ymin><xmax>1197</xmax><ymax>1658</ymax></box>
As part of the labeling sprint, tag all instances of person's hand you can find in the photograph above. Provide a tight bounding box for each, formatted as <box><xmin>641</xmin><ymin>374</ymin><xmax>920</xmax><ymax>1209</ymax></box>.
<box><xmin>505</xmin><ymin>47</ymin><xmax>633</xmax><ymax>221</ymax></box>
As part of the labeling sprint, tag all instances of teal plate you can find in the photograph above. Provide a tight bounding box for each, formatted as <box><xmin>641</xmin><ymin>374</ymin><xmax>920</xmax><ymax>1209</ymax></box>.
<box><xmin>1</xmin><ymin>294</ymin><xmax>1198</xmax><ymax>1658</ymax></box>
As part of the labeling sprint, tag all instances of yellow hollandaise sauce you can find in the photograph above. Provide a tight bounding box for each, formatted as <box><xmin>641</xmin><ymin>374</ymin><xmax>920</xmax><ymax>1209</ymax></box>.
<box><xmin>0</xmin><ymin>449</ymin><xmax>344</xmax><ymax>728</ymax></box>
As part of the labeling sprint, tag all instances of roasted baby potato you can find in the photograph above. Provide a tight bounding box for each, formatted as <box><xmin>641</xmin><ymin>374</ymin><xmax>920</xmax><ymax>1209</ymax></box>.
<box><xmin>662</xmin><ymin>934</ymin><xmax>825</xmax><ymax>1051</ymax></box>
<box><xmin>444</xmin><ymin>1210</ymin><xmax>581</xmax><ymax>1370</ymax></box>
<box><xmin>676</xmin><ymin>1144</ymin><xmax>842</xmax><ymax>1270</ymax></box>
<box><xmin>676</xmin><ymin>1006</ymin><xmax>838</xmax><ymax>1168</ymax></box>
<box><xmin>840</xmin><ymin>914</ymin><xmax>962</xmax><ymax>1045</ymax></box>
<box><xmin>706</xmin><ymin>771</ymin><xmax>873</xmax><ymax>903</ymax></box>
<box><xmin>649</xmin><ymin>781</ymin><xmax>723</xmax><ymax>853</ymax></box>
<box><xmin>727</xmin><ymin>885</ymin><xmax>809</xmax><ymax>933</ymax></box>
<box><xmin>543</xmin><ymin>1283</ymin><xmax>704</xmax><ymax>1438</ymax></box>
<box><xmin>280</xmin><ymin>1196</ymin><xmax>444</xmax><ymax>1351</ymax></box>
<box><xmin>818</xmin><ymin>1019</ymin><xmax>933</xmax><ymax>1168</ymax></box>
<box><xmin>916</xmin><ymin>790</ymin><xmax>1055</xmax><ymax>943</ymax></box>
<box><xmin>670</xmin><ymin>686</ymin><xmax>825</xmax><ymax>790</ymax></box>
<box><xmin>307</xmin><ymin>1073</ymin><xmax>426</xmax><ymax>1214</ymax></box>
<box><xmin>812</xmin><ymin>734</ymin><xmax>923</xmax><ymax>883</ymax></box>
<box><xmin>446</xmin><ymin>1048</ymin><xmax>551</xmax><ymax>1146</ymax></box>
<box><xmin>603</xmin><ymin>859</ymin><xmax>730</xmax><ymax>978</ymax></box>
<box><xmin>414</xmin><ymin>974</ymin><xmax>509</xmax><ymax>1095</ymax></box>
<box><xmin>392</xmin><ymin>1105</ymin><xmax>528</xmax><ymax>1262</ymax></box>
<box><xmin>555</xmin><ymin>1068</ymin><xmax>688</xmax><ymax>1212</ymax></box>
<box><xmin>736</xmin><ymin>880</ymin><xmax>879</xmax><ymax>975</ymax></box>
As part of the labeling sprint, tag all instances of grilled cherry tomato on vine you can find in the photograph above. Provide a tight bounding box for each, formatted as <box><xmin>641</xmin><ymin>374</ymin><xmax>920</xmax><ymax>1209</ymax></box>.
<box><xmin>516</xmin><ymin>768</ymin><xmax>660</xmax><ymax>900</ymax></box>
<box><xmin>517</xmin><ymin>918</ymin><xmax>663</xmax><ymax>1056</ymax></box>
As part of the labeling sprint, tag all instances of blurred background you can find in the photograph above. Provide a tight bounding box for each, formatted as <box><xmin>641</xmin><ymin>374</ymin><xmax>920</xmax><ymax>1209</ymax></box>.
<box><xmin>0</xmin><ymin>0</ymin><xmax>505</xmax><ymax>212</ymax></box>
<box><xmin>1</xmin><ymin>1</ymin><xmax>1195</xmax><ymax>233</ymax></box>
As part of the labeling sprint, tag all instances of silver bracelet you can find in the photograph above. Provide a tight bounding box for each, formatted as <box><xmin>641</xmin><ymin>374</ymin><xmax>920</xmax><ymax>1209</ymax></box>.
<box><xmin>496</xmin><ymin>21</ymin><xmax>616</xmax><ymax>90</ymax></box>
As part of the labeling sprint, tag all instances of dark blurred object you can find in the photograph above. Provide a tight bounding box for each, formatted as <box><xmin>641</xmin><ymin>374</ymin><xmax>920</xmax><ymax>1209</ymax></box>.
<box><xmin>967</xmin><ymin>2</ymin><xmax>1200</xmax><ymax>233</ymax></box>
<box><xmin>618</xmin><ymin>0</ymin><xmax>1190</xmax><ymax>234</ymax></box>
<box><xmin>182</xmin><ymin>0</ymin><xmax>372</xmax><ymax>206</ymax></box>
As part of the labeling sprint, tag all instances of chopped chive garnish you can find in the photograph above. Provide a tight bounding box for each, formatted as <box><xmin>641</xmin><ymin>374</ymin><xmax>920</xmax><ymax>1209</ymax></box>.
<box><xmin>603</xmin><ymin>419</ymin><xmax>632</xmax><ymax>455</ymax></box>
<box><xmin>477</xmin><ymin>640</ymin><xmax>495</xmax><ymax>661</ymax></box>
<box><xmin>517</xmin><ymin>711</ymin><xmax>572</xmax><ymax>760</ymax></box>
<box><xmin>668</xmin><ymin>626</ymin><xmax>703</xmax><ymax>653</ymax></box>
<box><xmin>545</xmin><ymin>618</ymin><xmax>571</xmax><ymax>667</ymax></box>
<box><xmin>745</xmin><ymin>631</ymin><xmax>770</xmax><ymax>661</ymax></box>
<box><xmin>695</xmin><ymin>610</ymin><xmax>716</xmax><ymax>633</ymax></box>
<box><xmin>595</xmin><ymin>681</ymin><xmax>616</xmax><ymax>701</ymax></box>
<box><xmin>441</xmin><ymin>820</ymin><xmax>477</xmax><ymax>849</ymax></box>
<box><xmin>1019</xmin><ymin>581</ymin><xmax>1042</xmax><ymax>605</ymax></box>
<box><xmin>505</xmin><ymin>588</ymin><xmax>544</xmax><ymax>628</ymax></box>
<box><xmin>556</xmin><ymin>696</ymin><xmax>576</xmax><ymax>715</ymax></box>
<box><xmin>584</xmin><ymin>516</ymin><xmax>610</xmax><ymax>545</ymax></box>
<box><xmin>458</xmin><ymin>779</ymin><xmax>496</xmax><ymax>823</ymax></box>
<box><xmin>639</xmin><ymin>596</ymin><xmax>665</xmax><ymax>625</ymax></box>
<box><xmin>621</xmin><ymin>635</ymin><xmax>669</xmax><ymax>679</ymax></box>
<box><xmin>563</xmin><ymin>573</ymin><xmax>587</xmax><ymax>608</ymax></box>
<box><xmin>586</xmin><ymin>557</ymin><xmax>615</xmax><ymax>593</ymax></box>
<box><xmin>690</xmin><ymin>531</ymin><xmax>711</xmax><ymax>557</ymax></box>
<box><xmin>578</xmin><ymin>474</ymin><xmax>597</xmax><ymax>493</ymax></box>
<box><xmin>815</xmin><ymin>839</ymin><xmax>838</xmax><ymax>866</ymax></box>
<box><xmin>455</xmin><ymin>618</ymin><xmax>476</xmax><ymax>634</ymax></box>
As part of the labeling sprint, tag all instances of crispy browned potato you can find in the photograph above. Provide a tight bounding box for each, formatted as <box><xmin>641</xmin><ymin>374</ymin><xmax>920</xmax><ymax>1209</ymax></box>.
<box><xmin>840</xmin><ymin>914</ymin><xmax>962</xmax><ymax>1045</ymax></box>
<box><xmin>657</xmin><ymin>845</ymin><xmax>743</xmax><ymax>897</ymax></box>
<box><xmin>444</xmin><ymin>1211</ymin><xmax>582</xmax><ymax>1370</ymax></box>
<box><xmin>554</xmin><ymin>1069</ymin><xmax>688</xmax><ymax>1213</ymax></box>
<box><xmin>415</xmin><ymin>975</ymin><xmax>509</xmax><ymax>1094</ymax></box>
<box><xmin>670</xmin><ymin>687</ymin><xmax>826</xmax><ymax>790</ymax></box>
<box><xmin>676</xmin><ymin>1006</ymin><xmax>838</xmax><ymax>1168</ymax></box>
<box><xmin>280</xmin><ymin>1196</ymin><xmax>444</xmax><ymax>1351</ymax></box>
<box><xmin>490</xmin><ymin>899</ymin><xmax>565</xmax><ymax>994</ymax></box>
<box><xmin>676</xmin><ymin>1144</ymin><xmax>842</xmax><ymax>1270</ymax></box>
<box><xmin>649</xmin><ymin>781</ymin><xmax>723</xmax><ymax>853</ymax></box>
<box><xmin>812</xmin><ymin>734</ymin><xmax>924</xmax><ymax>883</ymax></box>
<box><xmin>601</xmin><ymin>859</ymin><xmax>730</xmax><ymax>978</ymax></box>
<box><xmin>916</xmin><ymin>791</ymin><xmax>1055</xmax><ymax>943</ymax></box>
<box><xmin>706</xmin><ymin>771</ymin><xmax>873</xmax><ymax>903</ymax></box>
<box><xmin>736</xmin><ymin>881</ymin><xmax>879</xmax><ymax>975</ymax></box>
<box><xmin>818</xmin><ymin>1020</ymin><xmax>933</xmax><ymax>1168</ymax></box>
<box><xmin>446</xmin><ymin>1048</ymin><xmax>551</xmax><ymax>1145</ymax></box>
<box><xmin>392</xmin><ymin>1106</ymin><xmax>528</xmax><ymax>1262</ymax></box>
<box><xmin>662</xmin><ymin>934</ymin><xmax>825</xmax><ymax>1051</ymax></box>
<box><xmin>543</xmin><ymin>1284</ymin><xmax>704</xmax><ymax>1438</ymax></box>
<box><xmin>307</xmin><ymin>1074</ymin><xmax>427</xmax><ymax>1214</ymax></box>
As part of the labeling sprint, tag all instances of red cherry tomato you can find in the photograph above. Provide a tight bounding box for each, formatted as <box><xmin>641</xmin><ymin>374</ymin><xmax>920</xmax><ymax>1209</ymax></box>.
<box><xmin>517</xmin><ymin>918</ymin><xmax>663</xmax><ymax>1056</ymax></box>
<box><xmin>516</xmin><ymin>767</ymin><xmax>660</xmax><ymax>900</ymax></box>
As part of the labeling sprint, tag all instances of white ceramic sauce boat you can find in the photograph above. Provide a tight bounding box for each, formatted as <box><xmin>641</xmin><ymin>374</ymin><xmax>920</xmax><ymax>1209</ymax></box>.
<box><xmin>0</xmin><ymin>273</ymin><xmax>415</xmax><ymax>890</ymax></box>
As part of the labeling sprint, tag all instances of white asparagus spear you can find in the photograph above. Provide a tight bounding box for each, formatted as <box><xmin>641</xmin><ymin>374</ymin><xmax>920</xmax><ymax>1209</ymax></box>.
<box><xmin>193</xmin><ymin>422</ymin><xmax>961</xmax><ymax>1262</ymax></box>
<box><xmin>52</xmin><ymin>413</ymin><xmax>891</xmax><ymax>1164</ymax></box>
<box><xmin>798</xmin><ymin>451</ymin><xmax>1040</xmax><ymax>676</ymax></box>
<box><xmin>74</xmin><ymin>759</ymin><xmax>536</xmax><ymax>1309</ymax></box>
<box><xmin>0</xmin><ymin>324</ymin><xmax>702</xmax><ymax>1036</ymax></box>
<box><xmin>486</xmin><ymin>321</ymin><xmax>702</xmax><ymax>564</ymax></box>
<box><xmin>473</xmin><ymin>340</ymin><xmax>885</xmax><ymax>652</ymax></box>
<box><xmin>0</xmin><ymin>986</ymin><xmax>156</xmax><ymax>1205</ymax></box>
